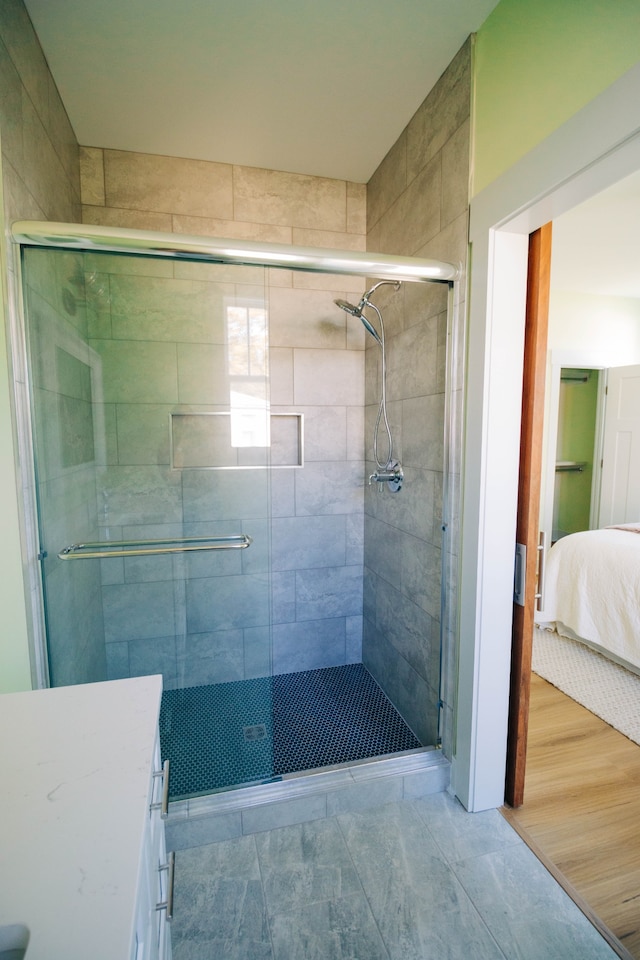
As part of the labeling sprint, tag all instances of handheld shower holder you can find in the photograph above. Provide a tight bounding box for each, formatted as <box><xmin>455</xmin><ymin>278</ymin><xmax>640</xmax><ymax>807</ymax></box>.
<box><xmin>369</xmin><ymin>459</ymin><xmax>403</xmax><ymax>492</ymax></box>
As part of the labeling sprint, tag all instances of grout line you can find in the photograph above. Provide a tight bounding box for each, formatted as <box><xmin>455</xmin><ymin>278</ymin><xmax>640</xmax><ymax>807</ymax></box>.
<box><xmin>253</xmin><ymin>832</ymin><xmax>276</xmax><ymax>960</ymax></box>
<box><xmin>335</xmin><ymin>811</ymin><xmax>393</xmax><ymax>960</ymax></box>
<box><xmin>443</xmin><ymin>848</ymin><xmax>512</xmax><ymax>960</ymax></box>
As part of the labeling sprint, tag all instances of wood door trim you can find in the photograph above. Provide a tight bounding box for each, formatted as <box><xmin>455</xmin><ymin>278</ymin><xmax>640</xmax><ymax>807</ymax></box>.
<box><xmin>504</xmin><ymin>222</ymin><xmax>552</xmax><ymax>807</ymax></box>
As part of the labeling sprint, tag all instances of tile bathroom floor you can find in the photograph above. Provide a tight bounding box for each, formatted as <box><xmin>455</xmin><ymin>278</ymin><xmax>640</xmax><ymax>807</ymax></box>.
<box><xmin>169</xmin><ymin>790</ymin><xmax>620</xmax><ymax>960</ymax></box>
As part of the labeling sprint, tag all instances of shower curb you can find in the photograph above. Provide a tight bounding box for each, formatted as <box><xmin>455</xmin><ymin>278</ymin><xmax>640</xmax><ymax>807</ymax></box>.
<box><xmin>165</xmin><ymin>747</ymin><xmax>450</xmax><ymax>849</ymax></box>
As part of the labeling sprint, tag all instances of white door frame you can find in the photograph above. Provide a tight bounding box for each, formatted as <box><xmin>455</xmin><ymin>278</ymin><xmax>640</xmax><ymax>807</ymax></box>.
<box><xmin>452</xmin><ymin>61</ymin><xmax>640</xmax><ymax>812</ymax></box>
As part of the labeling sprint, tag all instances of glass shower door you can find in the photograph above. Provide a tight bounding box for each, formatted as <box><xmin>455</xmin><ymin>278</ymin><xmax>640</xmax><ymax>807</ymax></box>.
<box><xmin>22</xmin><ymin>245</ymin><xmax>274</xmax><ymax>797</ymax></box>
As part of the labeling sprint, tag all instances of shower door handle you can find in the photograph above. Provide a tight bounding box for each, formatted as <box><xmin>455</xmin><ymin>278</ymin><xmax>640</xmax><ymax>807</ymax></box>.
<box><xmin>57</xmin><ymin>534</ymin><xmax>252</xmax><ymax>560</ymax></box>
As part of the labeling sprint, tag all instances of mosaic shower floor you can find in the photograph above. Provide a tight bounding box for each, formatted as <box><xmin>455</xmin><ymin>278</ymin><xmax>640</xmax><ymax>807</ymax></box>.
<box><xmin>160</xmin><ymin>663</ymin><xmax>422</xmax><ymax>800</ymax></box>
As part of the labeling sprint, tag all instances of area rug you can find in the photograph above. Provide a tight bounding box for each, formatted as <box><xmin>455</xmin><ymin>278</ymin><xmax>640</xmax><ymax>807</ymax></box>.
<box><xmin>532</xmin><ymin>625</ymin><xmax>640</xmax><ymax>746</ymax></box>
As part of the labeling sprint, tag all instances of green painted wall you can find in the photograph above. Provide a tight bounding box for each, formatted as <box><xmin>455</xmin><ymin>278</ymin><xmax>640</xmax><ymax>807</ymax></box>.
<box><xmin>554</xmin><ymin>369</ymin><xmax>599</xmax><ymax>538</ymax></box>
<box><xmin>473</xmin><ymin>0</ymin><xmax>640</xmax><ymax>194</ymax></box>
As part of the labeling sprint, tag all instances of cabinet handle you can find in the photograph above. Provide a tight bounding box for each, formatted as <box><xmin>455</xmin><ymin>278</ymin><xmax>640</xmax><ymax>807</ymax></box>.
<box><xmin>156</xmin><ymin>851</ymin><xmax>175</xmax><ymax>921</ymax></box>
<box><xmin>151</xmin><ymin>759</ymin><xmax>171</xmax><ymax>819</ymax></box>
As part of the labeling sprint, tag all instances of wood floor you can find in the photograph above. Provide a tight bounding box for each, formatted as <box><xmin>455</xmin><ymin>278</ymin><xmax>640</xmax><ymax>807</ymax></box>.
<box><xmin>504</xmin><ymin>673</ymin><xmax>640</xmax><ymax>959</ymax></box>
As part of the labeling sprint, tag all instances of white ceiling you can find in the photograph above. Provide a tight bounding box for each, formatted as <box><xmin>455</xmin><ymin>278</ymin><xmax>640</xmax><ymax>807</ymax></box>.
<box><xmin>24</xmin><ymin>0</ymin><xmax>499</xmax><ymax>183</ymax></box>
<box><xmin>552</xmin><ymin>168</ymin><xmax>640</xmax><ymax>299</ymax></box>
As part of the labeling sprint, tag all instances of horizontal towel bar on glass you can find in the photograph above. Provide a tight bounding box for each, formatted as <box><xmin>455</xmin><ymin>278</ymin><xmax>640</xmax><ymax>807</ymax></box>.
<box><xmin>57</xmin><ymin>534</ymin><xmax>252</xmax><ymax>560</ymax></box>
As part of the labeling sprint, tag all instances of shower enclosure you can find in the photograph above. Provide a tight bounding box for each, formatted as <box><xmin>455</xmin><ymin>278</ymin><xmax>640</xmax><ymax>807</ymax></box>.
<box><xmin>10</xmin><ymin>222</ymin><xmax>460</xmax><ymax>801</ymax></box>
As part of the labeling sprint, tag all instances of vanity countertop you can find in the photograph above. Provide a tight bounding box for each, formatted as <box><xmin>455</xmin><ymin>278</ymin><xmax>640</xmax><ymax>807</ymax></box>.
<box><xmin>0</xmin><ymin>675</ymin><xmax>163</xmax><ymax>960</ymax></box>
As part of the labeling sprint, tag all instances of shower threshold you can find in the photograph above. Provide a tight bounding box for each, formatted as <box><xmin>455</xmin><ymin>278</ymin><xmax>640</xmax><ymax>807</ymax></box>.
<box><xmin>165</xmin><ymin>744</ymin><xmax>448</xmax><ymax>850</ymax></box>
<box><xmin>159</xmin><ymin>663</ymin><xmax>422</xmax><ymax>801</ymax></box>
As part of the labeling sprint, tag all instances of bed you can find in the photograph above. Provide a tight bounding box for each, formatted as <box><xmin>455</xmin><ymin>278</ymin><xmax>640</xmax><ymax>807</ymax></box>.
<box><xmin>536</xmin><ymin>523</ymin><xmax>640</xmax><ymax>672</ymax></box>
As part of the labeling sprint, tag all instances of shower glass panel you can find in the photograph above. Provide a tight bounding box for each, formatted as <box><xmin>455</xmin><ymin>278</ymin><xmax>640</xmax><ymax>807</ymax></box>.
<box><xmin>17</xmin><ymin>228</ymin><xmax>455</xmax><ymax>804</ymax></box>
<box><xmin>22</xmin><ymin>246</ymin><xmax>274</xmax><ymax>797</ymax></box>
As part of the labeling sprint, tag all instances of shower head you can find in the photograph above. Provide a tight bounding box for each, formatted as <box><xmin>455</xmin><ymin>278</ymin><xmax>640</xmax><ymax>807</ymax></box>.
<box><xmin>333</xmin><ymin>298</ymin><xmax>383</xmax><ymax>344</ymax></box>
<box><xmin>334</xmin><ymin>298</ymin><xmax>362</xmax><ymax>317</ymax></box>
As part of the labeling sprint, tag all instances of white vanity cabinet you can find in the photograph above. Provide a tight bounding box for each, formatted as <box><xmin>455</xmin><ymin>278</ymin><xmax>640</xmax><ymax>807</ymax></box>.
<box><xmin>0</xmin><ymin>675</ymin><xmax>172</xmax><ymax>960</ymax></box>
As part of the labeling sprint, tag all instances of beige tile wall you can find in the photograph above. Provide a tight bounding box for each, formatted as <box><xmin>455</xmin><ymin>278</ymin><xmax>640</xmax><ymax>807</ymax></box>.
<box><xmin>363</xmin><ymin>38</ymin><xmax>471</xmax><ymax>751</ymax></box>
<box><xmin>0</xmin><ymin>0</ymin><xmax>80</xmax><ymax>222</ymax></box>
<box><xmin>80</xmin><ymin>145</ymin><xmax>371</xmax><ymax>680</ymax></box>
<box><xmin>0</xmin><ymin>0</ymin><xmax>82</xmax><ymax>691</ymax></box>
<box><xmin>81</xmin><ymin>146</ymin><xmax>366</xmax><ymax>250</ymax></box>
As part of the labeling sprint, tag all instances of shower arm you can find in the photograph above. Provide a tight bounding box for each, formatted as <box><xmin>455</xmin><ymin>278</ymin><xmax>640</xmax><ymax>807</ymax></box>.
<box><xmin>360</xmin><ymin>279</ymin><xmax>400</xmax><ymax>307</ymax></box>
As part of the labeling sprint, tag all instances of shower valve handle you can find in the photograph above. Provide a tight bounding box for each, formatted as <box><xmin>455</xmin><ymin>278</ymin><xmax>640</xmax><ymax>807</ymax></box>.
<box><xmin>369</xmin><ymin>469</ymin><xmax>396</xmax><ymax>483</ymax></box>
<box><xmin>368</xmin><ymin>460</ymin><xmax>403</xmax><ymax>492</ymax></box>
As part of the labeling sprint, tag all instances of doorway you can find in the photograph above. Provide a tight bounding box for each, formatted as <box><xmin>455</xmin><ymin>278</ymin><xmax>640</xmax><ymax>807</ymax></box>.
<box><xmin>508</xmin><ymin>168</ymin><xmax>640</xmax><ymax>804</ymax></box>
<box><xmin>502</xmin><ymin>168</ymin><xmax>640</xmax><ymax>958</ymax></box>
<box><xmin>456</xmin><ymin>63</ymin><xmax>640</xmax><ymax>812</ymax></box>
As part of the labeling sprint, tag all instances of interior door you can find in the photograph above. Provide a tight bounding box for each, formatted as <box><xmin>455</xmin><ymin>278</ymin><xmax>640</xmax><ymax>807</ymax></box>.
<box><xmin>505</xmin><ymin>222</ymin><xmax>552</xmax><ymax>808</ymax></box>
<box><xmin>598</xmin><ymin>364</ymin><xmax>640</xmax><ymax>526</ymax></box>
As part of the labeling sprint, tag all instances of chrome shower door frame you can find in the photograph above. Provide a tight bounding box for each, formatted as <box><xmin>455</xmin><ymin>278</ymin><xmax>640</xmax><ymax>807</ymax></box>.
<box><xmin>9</xmin><ymin>221</ymin><xmax>460</xmax><ymax>728</ymax></box>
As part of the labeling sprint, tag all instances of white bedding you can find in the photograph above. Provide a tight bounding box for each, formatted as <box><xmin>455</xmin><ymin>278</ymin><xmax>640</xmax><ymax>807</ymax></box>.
<box><xmin>537</xmin><ymin>527</ymin><xmax>640</xmax><ymax>670</ymax></box>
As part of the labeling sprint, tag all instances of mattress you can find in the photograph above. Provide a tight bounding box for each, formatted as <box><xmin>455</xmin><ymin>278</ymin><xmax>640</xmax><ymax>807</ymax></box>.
<box><xmin>536</xmin><ymin>526</ymin><xmax>640</xmax><ymax>671</ymax></box>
